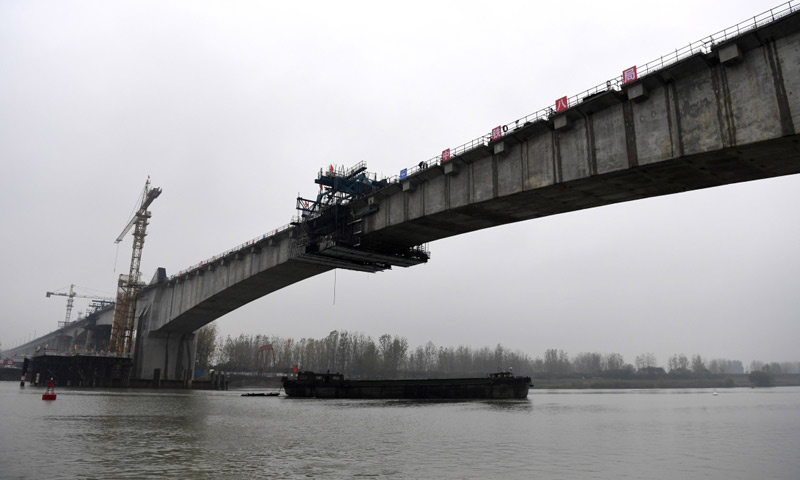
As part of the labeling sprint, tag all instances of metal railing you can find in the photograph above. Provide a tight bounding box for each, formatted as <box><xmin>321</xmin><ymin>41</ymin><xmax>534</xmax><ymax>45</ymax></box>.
<box><xmin>169</xmin><ymin>222</ymin><xmax>294</xmax><ymax>281</ymax></box>
<box><xmin>389</xmin><ymin>1</ymin><xmax>798</xmax><ymax>182</ymax></box>
<box><xmin>637</xmin><ymin>0</ymin><xmax>798</xmax><ymax>78</ymax></box>
<box><xmin>169</xmin><ymin>1</ymin><xmax>798</xmax><ymax>282</ymax></box>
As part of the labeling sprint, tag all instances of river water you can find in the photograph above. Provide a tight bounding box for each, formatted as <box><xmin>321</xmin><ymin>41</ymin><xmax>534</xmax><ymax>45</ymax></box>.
<box><xmin>1</xmin><ymin>382</ymin><xmax>798</xmax><ymax>479</ymax></box>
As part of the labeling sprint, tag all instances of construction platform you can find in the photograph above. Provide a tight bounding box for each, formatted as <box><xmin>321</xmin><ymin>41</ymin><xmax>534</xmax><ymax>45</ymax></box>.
<box><xmin>27</xmin><ymin>354</ymin><xmax>133</xmax><ymax>387</ymax></box>
<box><xmin>22</xmin><ymin>354</ymin><xmax>229</xmax><ymax>389</ymax></box>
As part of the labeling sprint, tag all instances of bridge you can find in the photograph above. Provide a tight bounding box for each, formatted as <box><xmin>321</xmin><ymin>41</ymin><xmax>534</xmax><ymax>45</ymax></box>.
<box><xmin>4</xmin><ymin>5</ymin><xmax>800</xmax><ymax>385</ymax></box>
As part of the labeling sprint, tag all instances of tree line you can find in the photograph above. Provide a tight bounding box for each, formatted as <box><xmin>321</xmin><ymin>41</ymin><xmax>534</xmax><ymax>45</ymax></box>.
<box><xmin>199</xmin><ymin>326</ymin><xmax>534</xmax><ymax>379</ymax></box>
<box><xmin>194</xmin><ymin>325</ymin><xmax>799</xmax><ymax>380</ymax></box>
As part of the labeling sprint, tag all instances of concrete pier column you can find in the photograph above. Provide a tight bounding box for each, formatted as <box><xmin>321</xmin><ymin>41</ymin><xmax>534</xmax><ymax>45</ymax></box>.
<box><xmin>83</xmin><ymin>329</ymin><xmax>93</xmax><ymax>352</ymax></box>
<box><xmin>134</xmin><ymin>330</ymin><xmax>196</xmax><ymax>383</ymax></box>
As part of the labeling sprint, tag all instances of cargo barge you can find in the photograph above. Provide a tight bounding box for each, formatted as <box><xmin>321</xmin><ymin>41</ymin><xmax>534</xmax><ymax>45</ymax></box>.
<box><xmin>281</xmin><ymin>371</ymin><xmax>532</xmax><ymax>399</ymax></box>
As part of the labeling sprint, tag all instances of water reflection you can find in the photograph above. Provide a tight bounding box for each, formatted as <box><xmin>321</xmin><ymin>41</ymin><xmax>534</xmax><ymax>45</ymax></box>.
<box><xmin>480</xmin><ymin>399</ymin><xmax>533</xmax><ymax>413</ymax></box>
<box><xmin>1</xmin><ymin>384</ymin><xmax>798</xmax><ymax>480</ymax></box>
<box><xmin>334</xmin><ymin>398</ymin><xmax>534</xmax><ymax>411</ymax></box>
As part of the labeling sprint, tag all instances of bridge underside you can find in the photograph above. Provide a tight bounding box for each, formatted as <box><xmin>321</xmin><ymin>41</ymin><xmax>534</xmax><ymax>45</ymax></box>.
<box><xmin>131</xmin><ymin>12</ymin><xmax>800</xmax><ymax>382</ymax></box>
<box><xmin>155</xmin><ymin>133</ymin><xmax>798</xmax><ymax>339</ymax></box>
<box><xmin>154</xmin><ymin>260</ymin><xmax>333</xmax><ymax>334</ymax></box>
<box><xmin>134</xmin><ymin>134</ymin><xmax>798</xmax><ymax>382</ymax></box>
<box><xmin>361</xmin><ymin>136</ymin><xmax>799</xmax><ymax>249</ymax></box>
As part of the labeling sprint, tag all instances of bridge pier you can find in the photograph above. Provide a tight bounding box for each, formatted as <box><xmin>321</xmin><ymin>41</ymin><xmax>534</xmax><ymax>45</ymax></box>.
<box><xmin>133</xmin><ymin>328</ymin><xmax>196</xmax><ymax>386</ymax></box>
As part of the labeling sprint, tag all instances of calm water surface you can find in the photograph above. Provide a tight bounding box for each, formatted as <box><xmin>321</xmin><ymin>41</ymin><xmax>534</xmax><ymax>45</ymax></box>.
<box><xmin>1</xmin><ymin>383</ymin><xmax>798</xmax><ymax>479</ymax></box>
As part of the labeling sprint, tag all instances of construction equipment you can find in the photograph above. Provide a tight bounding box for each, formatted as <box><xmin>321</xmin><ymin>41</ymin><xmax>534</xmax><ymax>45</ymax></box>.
<box><xmin>292</xmin><ymin>162</ymin><xmax>428</xmax><ymax>273</ymax></box>
<box><xmin>295</xmin><ymin>161</ymin><xmax>388</xmax><ymax>221</ymax></box>
<box><xmin>46</xmin><ymin>284</ymin><xmax>115</xmax><ymax>329</ymax></box>
<box><xmin>109</xmin><ymin>177</ymin><xmax>162</xmax><ymax>355</ymax></box>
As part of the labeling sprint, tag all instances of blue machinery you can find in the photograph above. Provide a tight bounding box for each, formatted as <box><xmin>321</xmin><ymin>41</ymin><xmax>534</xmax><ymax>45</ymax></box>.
<box><xmin>292</xmin><ymin>162</ymin><xmax>428</xmax><ymax>273</ymax></box>
<box><xmin>295</xmin><ymin>161</ymin><xmax>387</xmax><ymax>220</ymax></box>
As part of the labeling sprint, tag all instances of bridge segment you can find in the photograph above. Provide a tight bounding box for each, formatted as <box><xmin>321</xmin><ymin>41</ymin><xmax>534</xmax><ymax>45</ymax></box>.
<box><xmin>105</xmin><ymin>11</ymin><xmax>800</xmax><ymax>383</ymax></box>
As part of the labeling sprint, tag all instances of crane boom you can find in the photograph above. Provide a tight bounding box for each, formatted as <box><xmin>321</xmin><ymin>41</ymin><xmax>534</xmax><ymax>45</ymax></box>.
<box><xmin>114</xmin><ymin>216</ymin><xmax>138</xmax><ymax>244</ymax></box>
<box><xmin>46</xmin><ymin>291</ymin><xmax>114</xmax><ymax>301</ymax></box>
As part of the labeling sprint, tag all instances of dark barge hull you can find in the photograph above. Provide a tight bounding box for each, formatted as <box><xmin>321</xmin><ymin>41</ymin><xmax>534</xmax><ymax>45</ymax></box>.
<box><xmin>282</xmin><ymin>371</ymin><xmax>532</xmax><ymax>399</ymax></box>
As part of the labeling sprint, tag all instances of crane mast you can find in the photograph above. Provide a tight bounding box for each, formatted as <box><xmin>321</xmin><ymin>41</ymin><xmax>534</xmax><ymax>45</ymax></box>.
<box><xmin>46</xmin><ymin>284</ymin><xmax>114</xmax><ymax>329</ymax></box>
<box><xmin>110</xmin><ymin>177</ymin><xmax>161</xmax><ymax>355</ymax></box>
<box><xmin>50</xmin><ymin>284</ymin><xmax>76</xmax><ymax>329</ymax></box>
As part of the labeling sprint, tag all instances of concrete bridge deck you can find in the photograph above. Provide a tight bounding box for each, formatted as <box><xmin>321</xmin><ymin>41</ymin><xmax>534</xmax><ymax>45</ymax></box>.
<box><xmin>5</xmin><ymin>6</ymin><xmax>799</xmax><ymax>384</ymax></box>
<box><xmin>130</xmin><ymin>9</ymin><xmax>800</xmax><ymax>383</ymax></box>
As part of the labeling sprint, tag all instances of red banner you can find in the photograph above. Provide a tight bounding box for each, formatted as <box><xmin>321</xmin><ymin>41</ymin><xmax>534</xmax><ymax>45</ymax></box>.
<box><xmin>555</xmin><ymin>96</ymin><xmax>568</xmax><ymax>113</ymax></box>
<box><xmin>623</xmin><ymin>66</ymin><xmax>638</xmax><ymax>84</ymax></box>
<box><xmin>491</xmin><ymin>126</ymin><xmax>502</xmax><ymax>140</ymax></box>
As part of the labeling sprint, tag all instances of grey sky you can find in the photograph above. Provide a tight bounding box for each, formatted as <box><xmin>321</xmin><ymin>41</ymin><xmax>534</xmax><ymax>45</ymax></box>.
<box><xmin>1</xmin><ymin>0</ymin><xmax>797</xmax><ymax>367</ymax></box>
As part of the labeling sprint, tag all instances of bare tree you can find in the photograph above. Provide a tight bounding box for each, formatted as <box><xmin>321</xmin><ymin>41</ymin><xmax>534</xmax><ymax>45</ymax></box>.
<box><xmin>603</xmin><ymin>353</ymin><xmax>625</xmax><ymax>371</ymax></box>
<box><xmin>691</xmin><ymin>354</ymin><xmax>707</xmax><ymax>375</ymax></box>
<box><xmin>573</xmin><ymin>352</ymin><xmax>602</xmax><ymax>375</ymax></box>
<box><xmin>668</xmin><ymin>353</ymin><xmax>689</xmax><ymax>372</ymax></box>
<box><xmin>635</xmin><ymin>352</ymin><xmax>657</xmax><ymax>371</ymax></box>
<box><xmin>544</xmin><ymin>349</ymin><xmax>571</xmax><ymax>375</ymax></box>
<box><xmin>194</xmin><ymin>323</ymin><xmax>218</xmax><ymax>372</ymax></box>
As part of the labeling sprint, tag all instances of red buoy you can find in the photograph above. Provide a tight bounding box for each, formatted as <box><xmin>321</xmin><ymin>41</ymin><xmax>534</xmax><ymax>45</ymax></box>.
<box><xmin>42</xmin><ymin>379</ymin><xmax>56</xmax><ymax>401</ymax></box>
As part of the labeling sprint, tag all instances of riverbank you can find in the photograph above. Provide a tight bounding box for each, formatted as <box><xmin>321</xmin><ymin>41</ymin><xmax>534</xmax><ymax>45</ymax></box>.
<box><xmin>6</xmin><ymin>371</ymin><xmax>798</xmax><ymax>390</ymax></box>
<box><xmin>225</xmin><ymin>373</ymin><xmax>800</xmax><ymax>390</ymax></box>
<box><xmin>531</xmin><ymin>373</ymin><xmax>800</xmax><ymax>389</ymax></box>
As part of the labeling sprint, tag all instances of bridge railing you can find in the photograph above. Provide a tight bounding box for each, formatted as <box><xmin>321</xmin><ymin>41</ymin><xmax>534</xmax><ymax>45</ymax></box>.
<box><xmin>638</xmin><ymin>0</ymin><xmax>799</xmax><ymax>78</ymax></box>
<box><xmin>169</xmin><ymin>222</ymin><xmax>294</xmax><ymax>281</ymax></box>
<box><xmin>169</xmin><ymin>1</ymin><xmax>799</xmax><ymax>283</ymax></box>
<box><xmin>388</xmin><ymin>1</ymin><xmax>799</xmax><ymax>183</ymax></box>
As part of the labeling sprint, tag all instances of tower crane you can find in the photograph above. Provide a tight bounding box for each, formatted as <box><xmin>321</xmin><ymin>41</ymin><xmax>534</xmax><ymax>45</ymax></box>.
<box><xmin>46</xmin><ymin>284</ymin><xmax>115</xmax><ymax>329</ymax></box>
<box><xmin>109</xmin><ymin>177</ymin><xmax>161</xmax><ymax>355</ymax></box>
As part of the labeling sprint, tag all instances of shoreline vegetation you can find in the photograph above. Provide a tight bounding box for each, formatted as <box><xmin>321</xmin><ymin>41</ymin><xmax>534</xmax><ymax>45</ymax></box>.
<box><xmin>197</xmin><ymin>327</ymin><xmax>800</xmax><ymax>390</ymax></box>
<box><xmin>529</xmin><ymin>374</ymin><xmax>800</xmax><ymax>389</ymax></box>
<box><xmin>223</xmin><ymin>373</ymin><xmax>800</xmax><ymax>390</ymax></box>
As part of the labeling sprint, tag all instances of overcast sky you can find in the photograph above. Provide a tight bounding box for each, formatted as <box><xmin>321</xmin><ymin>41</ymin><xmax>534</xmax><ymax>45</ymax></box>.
<box><xmin>1</xmin><ymin>0</ymin><xmax>797</xmax><ymax>367</ymax></box>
